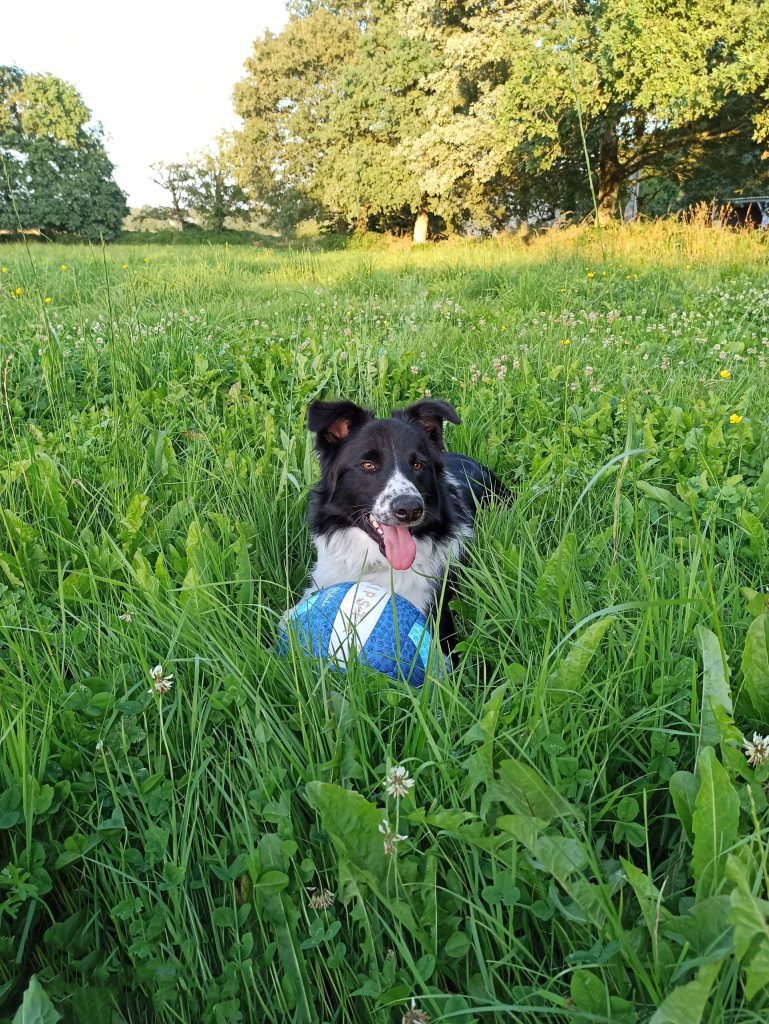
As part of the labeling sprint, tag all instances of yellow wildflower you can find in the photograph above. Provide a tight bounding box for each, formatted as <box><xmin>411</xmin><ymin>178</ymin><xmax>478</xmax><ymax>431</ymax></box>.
<box><xmin>121</xmin><ymin>263</ymin><xmax>129</xmax><ymax>269</ymax></box>
<box><xmin>44</xmin><ymin>297</ymin><xmax>52</xmax><ymax>304</ymax></box>
<box><xmin>586</xmin><ymin>271</ymin><xmax>595</xmax><ymax>278</ymax></box>
<box><xmin>1</xmin><ymin>266</ymin><xmax>7</xmax><ymax>273</ymax></box>
<box><xmin>60</xmin><ymin>264</ymin><xmax>68</xmax><ymax>271</ymax></box>
<box><xmin>720</xmin><ymin>369</ymin><xmax>731</xmax><ymax>380</ymax></box>
<box><xmin>14</xmin><ymin>287</ymin><xmax>22</xmax><ymax>296</ymax></box>
<box><xmin>560</xmin><ymin>338</ymin><xmax>571</xmax><ymax>346</ymax></box>
<box><xmin>729</xmin><ymin>414</ymin><xmax>743</xmax><ymax>424</ymax></box>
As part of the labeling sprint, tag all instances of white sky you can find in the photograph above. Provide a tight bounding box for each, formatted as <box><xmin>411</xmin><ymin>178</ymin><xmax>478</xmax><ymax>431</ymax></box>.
<box><xmin>3</xmin><ymin>1</ymin><xmax>288</xmax><ymax>206</ymax></box>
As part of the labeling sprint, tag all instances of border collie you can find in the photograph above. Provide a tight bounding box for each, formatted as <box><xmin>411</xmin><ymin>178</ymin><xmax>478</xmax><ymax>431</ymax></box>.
<box><xmin>304</xmin><ymin>398</ymin><xmax>509</xmax><ymax>652</ymax></box>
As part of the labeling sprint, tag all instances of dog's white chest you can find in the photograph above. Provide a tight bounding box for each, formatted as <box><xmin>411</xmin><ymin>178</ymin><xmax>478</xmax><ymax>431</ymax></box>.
<box><xmin>307</xmin><ymin>528</ymin><xmax>464</xmax><ymax>613</ymax></box>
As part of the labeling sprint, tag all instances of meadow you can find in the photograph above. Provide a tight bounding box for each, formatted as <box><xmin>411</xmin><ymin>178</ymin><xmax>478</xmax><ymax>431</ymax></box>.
<box><xmin>1</xmin><ymin>224</ymin><xmax>769</xmax><ymax>1024</ymax></box>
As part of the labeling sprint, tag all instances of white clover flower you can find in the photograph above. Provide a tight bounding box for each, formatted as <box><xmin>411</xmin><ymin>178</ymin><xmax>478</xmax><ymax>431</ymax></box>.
<box><xmin>744</xmin><ymin>733</ymin><xmax>769</xmax><ymax>767</ymax></box>
<box><xmin>379</xmin><ymin>819</ymin><xmax>408</xmax><ymax>856</ymax></box>
<box><xmin>119</xmin><ymin>611</ymin><xmax>133</xmax><ymax>623</ymax></box>
<box><xmin>306</xmin><ymin>887</ymin><xmax>335</xmax><ymax>910</ymax></box>
<box><xmin>148</xmin><ymin>664</ymin><xmax>173</xmax><ymax>696</ymax></box>
<box><xmin>384</xmin><ymin>765</ymin><xmax>414</xmax><ymax>799</ymax></box>
<box><xmin>402</xmin><ymin>998</ymin><xmax>431</xmax><ymax>1024</ymax></box>
<box><xmin>95</xmin><ymin>739</ymin><xmax>105</xmax><ymax>755</ymax></box>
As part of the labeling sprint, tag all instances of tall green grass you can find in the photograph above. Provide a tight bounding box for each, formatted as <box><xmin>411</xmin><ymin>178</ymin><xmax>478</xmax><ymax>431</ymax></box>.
<box><xmin>1</xmin><ymin>226</ymin><xmax>769</xmax><ymax>1023</ymax></box>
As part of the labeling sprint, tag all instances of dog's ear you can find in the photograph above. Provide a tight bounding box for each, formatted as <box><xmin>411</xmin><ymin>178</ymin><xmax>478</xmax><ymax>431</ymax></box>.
<box><xmin>394</xmin><ymin>399</ymin><xmax>460</xmax><ymax>451</ymax></box>
<box><xmin>307</xmin><ymin>400</ymin><xmax>373</xmax><ymax>451</ymax></box>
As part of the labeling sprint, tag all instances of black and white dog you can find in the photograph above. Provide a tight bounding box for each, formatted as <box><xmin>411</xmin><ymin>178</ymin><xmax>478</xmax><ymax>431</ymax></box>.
<box><xmin>303</xmin><ymin>398</ymin><xmax>509</xmax><ymax>653</ymax></box>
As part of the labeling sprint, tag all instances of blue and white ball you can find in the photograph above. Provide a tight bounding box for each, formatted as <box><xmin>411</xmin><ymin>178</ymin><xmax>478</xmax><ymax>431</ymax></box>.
<box><xmin>277</xmin><ymin>581</ymin><xmax>439</xmax><ymax>687</ymax></box>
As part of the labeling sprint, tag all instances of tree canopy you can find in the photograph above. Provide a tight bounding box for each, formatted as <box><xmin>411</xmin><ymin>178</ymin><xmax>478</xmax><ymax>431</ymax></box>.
<box><xmin>232</xmin><ymin>0</ymin><xmax>769</xmax><ymax>237</ymax></box>
<box><xmin>0</xmin><ymin>66</ymin><xmax>127</xmax><ymax>240</ymax></box>
<box><xmin>150</xmin><ymin>141</ymin><xmax>251</xmax><ymax>232</ymax></box>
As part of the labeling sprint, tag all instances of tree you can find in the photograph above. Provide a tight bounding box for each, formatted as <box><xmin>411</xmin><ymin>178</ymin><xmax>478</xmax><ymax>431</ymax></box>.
<box><xmin>232</xmin><ymin>0</ymin><xmax>769</xmax><ymax>233</ymax></box>
<box><xmin>232</xmin><ymin>8</ymin><xmax>359</xmax><ymax>230</ymax></box>
<box><xmin>0</xmin><ymin>66</ymin><xmax>126</xmax><ymax>239</ymax></box>
<box><xmin>315</xmin><ymin>13</ymin><xmax>444</xmax><ymax>239</ymax></box>
<box><xmin>185</xmin><ymin>140</ymin><xmax>251</xmax><ymax>231</ymax></box>
<box><xmin>150</xmin><ymin>161</ymin><xmax>192</xmax><ymax>231</ymax></box>
<box><xmin>494</xmin><ymin>0</ymin><xmax>769</xmax><ymax>221</ymax></box>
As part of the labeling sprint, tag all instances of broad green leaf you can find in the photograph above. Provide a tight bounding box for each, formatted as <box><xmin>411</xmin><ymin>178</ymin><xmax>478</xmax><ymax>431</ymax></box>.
<box><xmin>132</xmin><ymin>550</ymin><xmax>160</xmax><ymax>598</ymax></box>
<box><xmin>0</xmin><ymin>554</ymin><xmax>23</xmax><ymax>588</ymax></box>
<box><xmin>692</xmin><ymin>747</ymin><xmax>739</xmax><ymax>899</ymax></box>
<box><xmin>695</xmin><ymin>625</ymin><xmax>732</xmax><ymax>749</ymax></box>
<box><xmin>69</xmin><ymin>987</ymin><xmax>113</xmax><ymax>1024</ymax></box>
<box><xmin>727</xmin><ymin>853</ymin><xmax>769</xmax><ymax>999</ymax></box>
<box><xmin>531</xmin><ymin>834</ymin><xmax>588</xmax><ymax>879</ymax></box>
<box><xmin>495</xmin><ymin>814</ymin><xmax>546</xmax><ymax>851</ymax></box>
<box><xmin>570</xmin><ymin>971</ymin><xmax>608</xmax><ymax>1015</ymax></box>
<box><xmin>742</xmin><ymin>614</ymin><xmax>769</xmax><ymax>719</ymax></box>
<box><xmin>235</xmin><ymin>527</ymin><xmax>253</xmax><ymax>608</ymax></box>
<box><xmin>305</xmin><ymin>782</ymin><xmax>388</xmax><ymax>886</ymax></box>
<box><xmin>754</xmin><ymin>456</ymin><xmax>769</xmax><ymax>521</ymax></box>
<box><xmin>637</xmin><ymin>480</ymin><xmax>690</xmax><ymax>515</ymax></box>
<box><xmin>546</xmin><ymin>616</ymin><xmax>613</xmax><ymax>703</ymax></box>
<box><xmin>742</xmin><ymin>587</ymin><xmax>769</xmax><ymax>618</ymax></box>
<box><xmin>442</xmin><ymin>995</ymin><xmax>472</xmax><ymax>1023</ymax></box>
<box><xmin>737</xmin><ymin>508</ymin><xmax>766</xmax><ymax>548</ymax></box>
<box><xmin>59</xmin><ymin>570</ymin><xmax>91</xmax><ymax>602</ymax></box>
<box><xmin>255</xmin><ymin>869</ymin><xmax>289</xmax><ymax>893</ymax></box>
<box><xmin>649</xmin><ymin>960</ymin><xmax>722</xmax><ymax>1024</ymax></box>
<box><xmin>12</xmin><ymin>976</ymin><xmax>61</xmax><ymax>1024</ymax></box>
<box><xmin>255</xmin><ymin>834</ymin><xmax>313</xmax><ymax>1024</ymax></box>
<box><xmin>616</xmin><ymin>796</ymin><xmax>639</xmax><ymax>822</ymax></box>
<box><xmin>535</xmin><ymin>532</ymin><xmax>576</xmax><ymax>612</ymax></box>
<box><xmin>0</xmin><ymin>786</ymin><xmax>22</xmax><ymax>829</ymax></box>
<box><xmin>444</xmin><ymin>931</ymin><xmax>470</xmax><ymax>957</ymax></box>
<box><xmin>119</xmin><ymin>493</ymin><xmax>149</xmax><ymax>548</ymax></box>
<box><xmin>493</xmin><ymin>759</ymin><xmax>582</xmax><ymax>823</ymax></box>
<box><xmin>661</xmin><ymin>896</ymin><xmax>732</xmax><ymax>959</ymax></box>
<box><xmin>621</xmin><ymin>859</ymin><xmax>672</xmax><ymax>934</ymax></box>
<box><xmin>499</xmin><ymin>816</ymin><xmax>603</xmax><ymax>926</ymax></box>
<box><xmin>462</xmin><ymin>683</ymin><xmax>507</xmax><ymax>799</ymax></box>
<box><xmin>150</xmin><ymin>430</ymin><xmax>177</xmax><ymax>478</ymax></box>
<box><xmin>180</xmin><ymin>565</ymin><xmax>206</xmax><ymax>612</ymax></box>
<box><xmin>305</xmin><ymin>781</ymin><xmax>425</xmax><ymax>941</ymax></box>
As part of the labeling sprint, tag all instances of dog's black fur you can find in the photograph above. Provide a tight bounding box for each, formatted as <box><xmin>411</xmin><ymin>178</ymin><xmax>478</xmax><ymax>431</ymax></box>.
<box><xmin>304</xmin><ymin>397</ymin><xmax>510</xmax><ymax>654</ymax></box>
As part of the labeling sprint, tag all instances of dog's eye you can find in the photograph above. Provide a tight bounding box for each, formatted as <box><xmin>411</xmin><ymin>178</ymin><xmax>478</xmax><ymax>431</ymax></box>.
<box><xmin>412</xmin><ymin>461</ymin><xmax>423</xmax><ymax>472</ymax></box>
<box><xmin>360</xmin><ymin>461</ymin><xmax>377</xmax><ymax>472</ymax></box>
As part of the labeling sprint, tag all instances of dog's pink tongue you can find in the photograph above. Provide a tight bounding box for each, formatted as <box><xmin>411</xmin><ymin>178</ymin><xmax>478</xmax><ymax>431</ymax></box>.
<box><xmin>380</xmin><ymin>524</ymin><xmax>417</xmax><ymax>570</ymax></box>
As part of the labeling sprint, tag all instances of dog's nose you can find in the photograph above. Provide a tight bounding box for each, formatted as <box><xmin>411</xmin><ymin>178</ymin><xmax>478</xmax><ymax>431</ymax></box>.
<box><xmin>392</xmin><ymin>495</ymin><xmax>424</xmax><ymax>524</ymax></box>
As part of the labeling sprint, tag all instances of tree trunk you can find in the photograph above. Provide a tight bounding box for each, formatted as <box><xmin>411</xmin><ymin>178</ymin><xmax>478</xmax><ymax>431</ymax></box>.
<box><xmin>171</xmin><ymin>189</ymin><xmax>185</xmax><ymax>232</ymax></box>
<box><xmin>623</xmin><ymin>169</ymin><xmax>640</xmax><ymax>222</ymax></box>
<box><xmin>596</xmin><ymin>129</ymin><xmax>621</xmax><ymax>224</ymax></box>
<box><xmin>413</xmin><ymin>207</ymin><xmax>429</xmax><ymax>244</ymax></box>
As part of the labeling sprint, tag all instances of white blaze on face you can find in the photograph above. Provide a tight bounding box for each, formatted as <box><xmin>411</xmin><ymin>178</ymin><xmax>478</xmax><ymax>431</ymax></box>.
<box><xmin>371</xmin><ymin>470</ymin><xmax>421</xmax><ymax>522</ymax></box>
<box><xmin>371</xmin><ymin>470</ymin><xmax>423</xmax><ymax>570</ymax></box>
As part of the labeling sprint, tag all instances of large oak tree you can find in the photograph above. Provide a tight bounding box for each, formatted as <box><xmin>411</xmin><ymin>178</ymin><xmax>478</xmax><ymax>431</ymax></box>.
<box><xmin>1</xmin><ymin>66</ymin><xmax>126</xmax><ymax>240</ymax></box>
<box><xmin>232</xmin><ymin>0</ymin><xmax>769</xmax><ymax>233</ymax></box>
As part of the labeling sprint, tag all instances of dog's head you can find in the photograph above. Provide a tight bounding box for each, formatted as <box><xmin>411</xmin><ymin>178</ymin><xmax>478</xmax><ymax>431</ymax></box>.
<box><xmin>307</xmin><ymin>398</ymin><xmax>461</xmax><ymax>570</ymax></box>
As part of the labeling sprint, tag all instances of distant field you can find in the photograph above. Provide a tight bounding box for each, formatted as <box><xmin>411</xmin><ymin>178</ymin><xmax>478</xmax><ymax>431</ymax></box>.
<box><xmin>1</xmin><ymin>226</ymin><xmax>769</xmax><ymax>1023</ymax></box>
